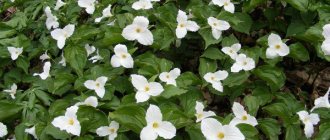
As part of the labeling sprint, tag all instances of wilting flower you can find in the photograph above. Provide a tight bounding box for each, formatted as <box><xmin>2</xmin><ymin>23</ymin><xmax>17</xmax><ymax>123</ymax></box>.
<box><xmin>201</xmin><ymin>118</ymin><xmax>245</xmax><ymax>140</ymax></box>
<box><xmin>59</xmin><ymin>52</ymin><xmax>66</xmax><ymax>66</ymax></box>
<box><xmin>51</xmin><ymin>24</ymin><xmax>75</xmax><ymax>49</ymax></box>
<box><xmin>25</xmin><ymin>126</ymin><xmax>37</xmax><ymax>139</ymax></box>
<box><xmin>78</xmin><ymin>0</ymin><xmax>96</xmax><ymax>14</ymax></box>
<box><xmin>140</xmin><ymin>104</ymin><xmax>176</xmax><ymax>140</ymax></box>
<box><xmin>122</xmin><ymin>16</ymin><xmax>153</xmax><ymax>45</ymax></box>
<box><xmin>96</xmin><ymin>121</ymin><xmax>120</xmax><ymax>140</ymax></box>
<box><xmin>84</xmin><ymin>76</ymin><xmax>108</xmax><ymax>98</ymax></box>
<box><xmin>110</xmin><ymin>44</ymin><xmax>134</xmax><ymax>68</ymax></box>
<box><xmin>7</xmin><ymin>47</ymin><xmax>23</xmax><ymax>60</ymax></box>
<box><xmin>0</xmin><ymin>122</ymin><xmax>7</xmax><ymax>138</ymax></box>
<box><xmin>75</xmin><ymin>96</ymin><xmax>98</xmax><ymax>108</ymax></box>
<box><xmin>33</xmin><ymin>61</ymin><xmax>51</xmax><ymax>80</ymax></box>
<box><xmin>95</xmin><ymin>5</ymin><xmax>113</xmax><ymax>23</ymax></box>
<box><xmin>52</xmin><ymin>106</ymin><xmax>81</xmax><ymax>136</ymax></box>
<box><xmin>221</xmin><ymin>43</ymin><xmax>241</xmax><ymax>59</ymax></box>
<box><xmin>159</xmin><ymin>68</ymin><xmax>181</xmax><ymax>86</ymax></box>
<box><xmin>89</xmin><ymin>49</ymin><xmax>103</xmax><ymax>63</ymax></box>
<box><xmin>85</xmin><ymin>44</ymin><xmax>96</xmax><ymax>57</ymax></box>
<box><xmin>266</xmin><ymin>33</ymin><xmax>289</xmax><ymax>59</ymax></box>
<box><xmin>132</xmin><ymin>0</ymin><xmax>160</xmax><ymax>10</ymax></box>
<box><xmin>208</xmin><ymin>17</ymin><xmax>230</xmax><ymax>40</ymax></box>
<box><xmin>231</xmin><ymin>54</ymin><xmax>255</xmax><ymax>73</ymax></box>
<box><xmin>229</xmin><ymin>102</ymin><xmax>258</xmax><ymax>126</ymax></box>
<box><xmin>176</xmin><ymin>10</ymin><xmax>200</xmax><ymax>39</ymax></box>
<box><xmin>131</xmin><ymin>74</ymin><xmax>164</xmax><ymax>103</ymax></box>
<box><xmin>212</xmin><ymin>0</ymin><xmax>235</xmax><ymax>13</ymax></box>
<box><xmin>297</xmin><ymin>110</ymin><xmax>320</xmax><ymax>138</ymax></box>
<box><xmin>45</xmin><ymin>7</ymin><xmax>59</xmax><ymax>30</ymax></box>
<box><xmin>195</xmin><ymin>101</ymin><xmax>216</xmax><ymax>122</ymax></box>
<box><xmin>54</xmin><ymin>0</ymin><xmax>66</xmax><ymax>10</ymax></box>
<box><xmin>311</xmin><ymin>87</ymin><xmax>330</xmax><ymax>111</ymax></box>
<box><xmin>39</xmin><ymin>51</ymin><xmax>50</xmax><ymax>61</ymax></box>
<box><xmin>3</xmin><ymin>83</ymin><xmax>17</xmax><ymax>99</ymax></box>
<box><xmin>203</xmin><ymin>70</ymin><xmax>228</xmax><ymax>92</ymax></box>
<box><xmin>321</xmin><ymin>24</ymin><xmax>330</xmax><ymax>55</ymax></box>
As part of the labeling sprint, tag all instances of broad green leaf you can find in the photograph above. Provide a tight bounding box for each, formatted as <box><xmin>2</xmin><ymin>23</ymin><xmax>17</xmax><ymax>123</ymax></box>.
<box><xmin>64</xmin><ymin>45</ymin><xmax>87</xmax><ymax>76</ymax></box>
<box><xmin>16</xmin><ymin>57</ymin><xmax>29</xmax><ymax>74</ymax></box>
<box><xmin>258</xmin><ymin>118</ymin><xmax>281</xmax><ymax>140</ymax></box>
<box><xmin>237</xmin><ymin>124</ymin><xmax>259</xmax><ymax>138</ymax></box>
<box><xmin>161</xmin><ymin>85</ymin><xmax>188</xmax><ymax>99</ymax></box>
<box><xmin>232</xmin><ymin>13</ymin><xmax>253</xmax><ymax>34</ymax></box>
<box><xmin>77</xmin><ymin>106</ymin><xmax>108</xmax><ymax>134</ymax></box>
<box><xmin>315</xmin><ymin>122</ymin><xmax>330</xmax><ymax>140</ymax></box>
<box><xmin>288</xmin><ymin>43</ymin><xmax>310</xmax><ymax>62</ymax></box>
<box><xmin>284</xmin><ymin>0</ymin><xmax>309</xmax><ymax>12</ymax></box>
<box><xmin>110</xmin><ymin>105</ymin><xmax>145</xmax><ymax>133</ymax></box>
<box><xmin>0</xmin><ymin>101</ymin><xmax>24</xmax><ymax>121</ymax></box>
<box><xmin>201</xmin><ymin>47</ymin><xmax>225</xmax><ymax>60</ymax></box>
<box><xmin>223</xmin><ymin>71</ymin><xmax>250</xmax><ymax>87</ymax></box>
<box><xmin>199</xmin><ymin>27</ymin><xmax>222</xmax><ymax>48</ymax></box>
<box><xmin>253</xmin><ymin>65</ymin><xmax>286</xmax><ymax>91</ymax></box>
<box><xmin>198</xmin><ymin>58</ymin><xmax>217</xmax><ymax>76</ymax></box>
<box><xmin>176</xmin><ymin>72</ymin><xmax>201</xmax><ymax>88</ymax></box>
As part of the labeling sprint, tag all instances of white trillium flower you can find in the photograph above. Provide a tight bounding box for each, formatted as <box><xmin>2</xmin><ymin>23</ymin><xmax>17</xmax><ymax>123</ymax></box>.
<box><xmin>201</xmin><ymin>118</ymin><xmax>245</xmax><ymax>140</ymax></box>
<box><xmin>221</xmin><ymin>43</ymin><xmax>241</xmax><ymax>59</ymax></box>
<box><xmin>159</xmin><ymin>68</ymin><xmax>181</xmax><ymax>86</ymax></box>
<box><xmin>229</xmin><ymin>102</ymin><xmax>258</xmax><ymax>126</ymax></box>
<box><xmin>132</xmin><ymin>0</ymin><xmax>159</xmax><ymax>10</ymax></box>
<box><xmin>59</xmin><ymin>52</ymin><xmax>66</xmax><ymax>66</ymax></box>
<box><xmin>39</xmin><ymin>51</ymin><xmax>50</xmax><ymax>61</ymax></box>
<box><xmin>176</xmin><ymin>10</ymin><xmax>200</xmax><ymax>39</ymax></box>
<box><xmin>231</xmin><ymin>54</ymin><xmax>255</xmax><ymax>73</ymax></box>
<box><xmin>212</xmin><ymin>0</ymin><xmax>235</xmax><ymax>13</ymax></box>
<box><xmin>321</xmin><ymin>24</ymin><xmax>330</xmax><ymax>55</ymax></box>
<box><xmin>195</xmin><ymin>101</ymin><xmax>216</xmax><ymax>122</ymax></box>
<box><xmin>84</xmin><ymin>76</ymin><xmax>108</xmax><ymax>98</ymax></box>
<box><xmin>111</xmin><ymin>44</ymin><xmax>134</xmax><ymax>68</ymax></box>
<box><xmin>85</xmin><ymin>44</ymin><xmax>96</xmax><ymax>57</ymax></box>
<box><xmin>54</xmin><ymin>0</ymin><xmax>66</xmax><ymax>11</ymax></box>
<box><xmin>203</xmin><ymin>70</ymin><xmax>228</xmax><ymax>92</ymax></box>
<box><xmin>297</xmin><ymin>110</ymin><xmax>320</xmax><ymax>138</ymax></box>
<box><xmin>51</xmin><ymin>24</ymin><xmax>75</xmax><ymax>49</ymax></box>
<box><xmin>207</xmin><ymin>17</ymin><xmax>230</xmax><ymax>40</ymax></box>
<box><xmin>0</xmin><ymin>122</ymin><xmax>7</xmax><ymax>138</ymax></box>
<box><xmin>51</xmin><ymin>106</ymin><xmax>81</xmax><ymax>136</ymax></box>
<box><xmin>3</xmin><ymin>83</ymin><xmax>17</xmax><ymax>99</ymax></box>
<box><xmin>131</xmin><ymin>74</ymin><xmax>164</xmax><ymax>103</ymax></box>
<box><xmin>95</xmin><ymin>5</ymin><xmax>113</xmax><ymax>23</ymax></box>
<box><xmin>45</xmin><ymin>7</ymin><xmax>59</xmax><ymax>30</ymax></box>
<box><xmin>25</xmin><ymin>126</ymin><xmax>37</xmax><ymax>139</ymax></box>
<box><xmin>78</xmin><ymin>0</ymin><xmax>96</xmax><ymax>14</ymax></box>
<box><xmin>7</xmin><ymin>47</ymin><xmax>23</xmax><ymax>60</ymax></box>
<box><xmin>122</xmin><ymin>16</ymin><xmax>153</xmax><ymax>45</ymax></box>
<box><xmin>140</xmin><ymin>104</ymin><xmax>176</xmax><ymax>140</ymax></box>
<box><xmin>266</xmin><ymin>33</ymin><xmax>289</xmax><ymax>59</ymax></box>
<box><xmin>75</xmin><ymin>96</ymin><xmax>98</xmax><ymax>108</ymax></box>
<box><xmin>33</xmin><ymin>61</ymin><xmax>51</xmax><ymax>80</ymax></box>
<box><xmin>96</xmin><ymin>121</ymin><xmax>120</xmax><ymax>140</ymax></box>
<box><xmin>89</xmin><ymin>49</ymin><xmax>103</xmax><ymax>63</ymax></box>
<box><xmin>311</xmin><ymin>87</ymin><xmax>330</xmax><ymax>111</ymax></box>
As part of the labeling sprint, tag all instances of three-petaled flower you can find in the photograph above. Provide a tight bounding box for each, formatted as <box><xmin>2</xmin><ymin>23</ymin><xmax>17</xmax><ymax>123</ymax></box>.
<box><xmin>212</xmin><ymin>0</ymin><xmax>235</xmax><ymax>13</ymax></box>
<box><xmin>266</xmin><ymin>33</ymin><xmax>289</xmax><ymax>59</ymax></box>
<box><xmin>208</xmin><ymin>17</ymin><xmax>230</xmax><ymax>40</ymax></box>
<box><xmin>52</xmin><ymin>106</ymin><xmax>81</xmax><ymax>136</ymax></box>
<box><xmin>159</xmin><ymin>68</ymin><xmax>181</xmax><ymax>86</ymax></box>
<box><xmin>231</xmin><ymin>54</ymin><xmax>255</xmax><ymax>73</ymax></box>
<box><xmin>33</xmin><ymin>61</ymin><xmax>51</xmax><ymax>80</ymax></box>
<box><xmin>51</xmin><ymin>24</ymin><xmax>75</xmax><ymax>49</ymax></box>
<box><xmin>221</xmin><ymin>43</ymin><xmax>241</xmax><ymax>59</ymax></box>
<box><xmin>95</xmin><ymin>5</ymin><xmax>113</xmax><ymax>23</ymax></box>
<box><xmin>110</xmin><ymin>44</ymin><xmax>134</xmax><ymax>68</ymax></box>
<box><xmin>203</xmin><ymin>70</ymin><xmax>228</xmax><ymax>92</ymax></box>
<box><xmin>96</xmin><ymin>121</ymin><xmax>120</xmax><ymax>140</ymax></box>
<box><xmin>7</xmin><ymin>47</ymin><xmax>23</xmax><ymax>60</ymax></box>
<box><xmin>201</xmin><ymin>118</ymin><xmax>245</xmax><ymax>140</ymax></box>
<box><xmin>131</xmin><ymin>74</ymin><xmax>164</xmax><ymax>103</ymax></box>
<box><xmin>229</xmin><ymin>102</ymin><xmax>258</xmax><ymax>126</ymax></box>
<box><xmin>78</xmin><ymin>0</ymin><xmax>96</xmax><ymax>14</ymax></box>
<box><xmin>297</xmin><ymin>110</ymin><xmax>320</xmax><ymax>138</ymax></box>
<box><xmin>176</xmin><ymin>10</ymin><xmax>200</xmax><ymax>39</ymax></box>
<box><xmin>195</xmin><ymin>101</ymin><xmax>216</xmax><ymax>122</ymax></box>
<box><xmin>3</xmin><ymin>83</ymin><xmax>17</xmax><ymax>99</ymax></box>
<box><xmin>122</xmin><ymin>16</ymin><xmax>153</xmax><ymax>45</ymax></box>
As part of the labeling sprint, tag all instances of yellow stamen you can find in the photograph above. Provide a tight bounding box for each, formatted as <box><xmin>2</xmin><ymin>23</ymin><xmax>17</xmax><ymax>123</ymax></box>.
<box><xmin>179</xmin><ymin>23</ymin><xmax>185</xmax><ymax>28</ymax></box>
<box><xmin>144</xmin><ymin>86</ymin><xmax>150</xmax><ymax>92</ymax></box>
<box><xmin>68</xmin><ymin>118</ymin><xmax>74</xmax><ymax>125</ymax></box>
<box><xmin>121</xmin><ymin>54</ymin><xmax>127</xmax><ymax>59</ymax></box>
<box><xmin>242</xmin><ymin>115</ymin><xmax>248</xmax><ymax>121</ymax></box>
<box><xmin>136</xmin><ymin>28</ymin><xmax>141</xmax><ymax>33</ymax></box>
<box><xmin>275</xmin><ymin>45</ymin><xmax>281</xmax><ymax>49</ymax></box>
<box><xmin>109</xmin><ymin>128</ymin><xmax>115</xmax><ymax>133</ymax></box>
<box><xmin>152</xmin><ymin>122</ymin><xmax>159</xmax><ymax>128</ymax></box>
<box><xmin>197</xmin><ymin>113</ymin><xmax>203</xmax><ymax>119</ymax></box>
<box><xmin>217</xmin><ymin>132</ymin><xmax>225</xmax><ymax>139</ymax></box>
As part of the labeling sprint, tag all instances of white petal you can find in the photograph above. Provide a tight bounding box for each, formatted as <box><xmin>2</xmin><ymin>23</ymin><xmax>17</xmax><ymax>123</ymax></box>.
<box><xmin>51</xmin><ymin>116</ymin><xmax>68</xmax><ymax>131</ymax></box>
<box><xmin>114</xmin><ymin>44</ymin><xmax>128</xmax><ymax>54</ymax></box>
<box><xmin>84</xmin><ymin>80</ymin><xmax>96</xmax><ymax>90</ymax></box>
<box><xmin>156</xmin><ymin>121</ymin><xmax>176</xmax><ymax>139</ymax></box>
<box><xmin>135</xmin><ymin>91</ymin><xmax>150</xmax><ymax>103</ymax></box>
<box><xmin>232</xmin><ymin>43</ymin><xmax>241</xmax><ymax>51</ymax></box>
<box><xmin>120</xmin><ymin>55</ymin><xmax>134</xmax><ymax>68</ymax></box>
<box><xmin>96</xmin><ymin>126</ymin><xmax>111</xmax><ymax>136</ymax></box>
<box><xmin>232</xmin><ymin>102</ymin><xmax>246</xmax><ymax>118</ymax></box>
<box><xmin>132</xmin><ymin>0</ymin><xmax>153</xmax><ymax>10</ymax></box>
<box><xmin>109</xmin><ymin>121</ymin><xmax>120</xmax><ymax>130</ymax></box>
<box><xmin>322</xmin><ymin>24</ymin><xmax>330</xmax><ymax>39</ymax></box>
<box><xmin>83</xmin><ymin>96</ymin><xmax>98</xmax><ymax>107</ymax></box>
<box><xmin>177</xmin><ymin>10</ymin><xmax>188</xmax><ymax>23</ymax></box>
<box><xmin>203</xmin><ymin>73</ymin><xmax>215</xmax><ymax>83</ymax></box>
<box><xmin>309</xmin><ymin>113</ymin><xmax>320</xmax><ymax>125</ymax></box>
<box><xmin>211</xmin><ymin>82</ymin><xmax>223</xmax><ymax>92</ymax></box>
<box><xmin>96</xmin><ymin>76</ymin><xmax>108</xmax><ymax>85</ymax></box>
<box><xmin>268</xmin><ymin>33</ymin><xmax>282</xmax><ymax>47</ymax></box>
<box><xmin>229</xmin><ymin>117</ymin><xmax>241</xmax><ymax>126</ymax></box>
<box><xmin>7</xmin><ymin>47</ymin><xmax>23</xmax><ymax>60</ymax></box>
<box><xmin>297</xmin><ymin>110</ymin><xmax>309</xmax><ymax>121</ymax></box>
<box><xmin>212</xmin><ymin>0</ymin><xmax>224</xmax><ymax>6</ymax></box>
<box><xmin>122</xmin><ymin>25</ymin><xmax>139</xmax><ymax>41</ymax></box>
<box><xmin>65</xmin><ymin>106</ymin><xmax>79</xmax><ymax>118</ymax></box>
<box><xmin>195</xmin><ymin>101</ymin><xmax>205</xmax><ymax>114</ymax></box>
<box><xmin>169</xmin><ymin>68</ymin><xmax>181</xmax><ymax>79</ymax></box>
<box><xmin>110</xmin><ymin>55</ymin><xmax>121</xmax><ymax>67</ymax></box>
<box><xmin>25</xmin><ymin>126</ymin><xmax>37</xmax><ymax>139</ymax></box>
<box><xmin>186</xmin><ymin>21</ymin><xmax>200</xmax><ymax>32</ymax></box>
<box><xmin>137</xmin><ymin>29</ymin><xmax>154</xmax><ymax>45</ymax></box>
<box><xmin>321</xmin><ymin>39</ymin><xmax>330</xmax><ymax>55</ymax></box>
<box><xmin>214</xmin><ymin>70</ymin><xmax>228</xmax><ymax>81</ymax></box>
<box><xmin>0</xmin><ymin>122</ymin><xmax>7</xmax><ymax>137</ymax></box>
<box><xmin>176</xmin><ymin>26</ymin><xmax>187</xmax><ymax>39</ymax></box>
<box><xmin>201</xmin><ymin>118</ymin><xmax>223</xmax><ymax>140</ymax></box>
<box><xmin>231</xmin><ymin>63</ymin><xmax>242</xmax><ymax>73</ymax></box>
<box><xmin>140</xmin><ymin>126</ymin><xmax>158</xmax><ymax>140</ymax></box>
<box><xmin>246</xmin><ymin>115</ymin><xmax>258</xmax><ymax>126</ymax></box>
<box><xmin>217</xmin><ymin>20</ymin><xmax>231</xmax><ymax>30</ymax></box>
<box><xmin>222</xmin><ymin>125</ymin><xmax>245</xmax><ymax>140</ymax></box>
<box><xmin>131</xmin><ymin>74</ymin><xmax>149</xmax><ymax>90</ymax></box>
<box><xmin>63</xmin><ymin>24</ymin><xmax>75</xmax><ymax>37</ymax></box>
<box><xmin>54</xmin><ymin>0</ymin><xmax>66</xmax><ymax>10</ymax></box>
<box><xmin>304</xmin><ymin>123</ymin><xmax>314</xmax><ymax>138</ymax></box>
<box><xmin>147</xmin><ymin>82</ymin><xmax>164</xmax><ymax>96</ymax></box>
<box><xmin>85</xmin><ymin>44</ymin><xmax>96</xmax><ymax>56</ymax></box>
<box><xmin>133</xmin><ymin>16</ymin><xmax>150</xmax><ymax>28</ymax></box>
<box><xmin>95</xmin><ymin>87</ymin><xmax>105</xmax><ymax>98</ymax></box>
<box><xmin>242</xmin><ymin>58</ymin><xmax>255</xmax><ymax>71</ymax></box>
<box><xmin>57</xmin><ymin>37</ymin><xmax>66</xmax><ymax>49</ymax></box>
<box><xmin>146</xmin><ymin>104</ymin><xmax>163</xmax><ymax>123</ymax></box>
<box><xmin>266</xmin><ymin>47</ymin><xmax>278</xmax><ymax>59</ymax></box>
<box><xmin>66</xmin><ymin>118</ymin><xmax>81</xmax><ymax>136</ymax></box>
<box><xmin>224</xmin><ymin>2</ymin><xmax>235</xmax><ymax>13</ymax></box>
<box><xmin>212</xmin><ymin>29</ymin><xmax>222</xmax><ymax>40</ymax></box>
<box><xmin>159</xmin><ymin>72</ymin><xmax>170</xmax><ymax>83</ymax></box>
<box><xmin>95</xmin><ymin>17</ymin><xmax>104</xmax><ymax>23</ymax></box>
<box><xmin>277</xmin><ymin>43</ymin><xmax>290</xmax><ymax>56</ymax></box>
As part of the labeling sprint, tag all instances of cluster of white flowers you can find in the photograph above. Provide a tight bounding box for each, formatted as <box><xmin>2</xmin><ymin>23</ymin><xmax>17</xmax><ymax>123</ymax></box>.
<box><xmin>321</xmin><ymin>24</ymin><xmax>330</xmax><ymax>55</ymax></box>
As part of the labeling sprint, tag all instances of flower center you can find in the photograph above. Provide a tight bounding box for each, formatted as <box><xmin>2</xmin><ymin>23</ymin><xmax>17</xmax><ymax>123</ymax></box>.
<box><xmin>242</xmin><ymin>115</ymin><xmax>248</xmax><ymax>121</ymax></box>
<box><xmin>166</xmin><ymin>74</ymin><xmax>170</xmax><ymax>79</ymax></box>
<box><xmin>96</xmin><ymin>82</ymin><xmax>100</xmax><ymax>87</ymax></box>
<box><xmin>224</xmin><ymin>2</ymin><xmax>229</xmax><ymax>6</ymax></box>
<box><xmin>211</xmin><ymin>76</ymin><xmax>215</xmax><ymax>81</ymax></box>
<box><xmin>135</xmin><ymin>28</ymin><xmax>142</xmax><ymax>33</ymax></box>
<box><xmin>15</xmin><ymin>51</ymin><xmax>19</xmax><ymax>54</ymax></box>
<box><xmin>303</xmin><ymin>118</ymin><xmax>309</xmax><ymax>123</ymax></box>
<box><xmin>121</xmin><ymin>54</ymin><xmax>127</xmax><ymax>59</ymax></box>
<box><xmin>275</xmin><ymin>44</ymin><xmax>281</xmax><ymax>49</ymax></box>
<box><xmin>243</xmin><ymin>61</ymin><xmax>248</xmax><ymax>65</ymax></box>
<box><xmin>152</xmin><ymin>122</ymin><xmax>159</xmax><ymax>128</ymax></box>
<box><xmin>179</xmin><ymin>23</ymin><xmax>185</xmax><ymax>28</ymax></box>
<box><xmin>68</xmin><ymin>118</ymin><xmax>74</xmax><ymax>125</ymax></box>
<box><xmin>144</xmin><ymin>86</ymin><xmax>150</xmax><ymax>92</ymax></box>
<box><xmin>64</xmin><ymin>32</ymin><xmax>68</xmax><ymax>38</ymax></box>
<box><xmin>217</xmin><ymin>132</ymin><xmax>225</xmax><ymax>139</ymax></box>
<box><xmin>109</xmin><ymin>128</ymin><xmax>116</xmax><ymax>133</ymax></box>
<box><xmin>213</xmin><ymin>23</ymin><xmax>217</xmax><ymax>27</ymax></box>
<box><xmin>197</xmin><ymin>113</ymin><xmax>203</xmax><ymax>119</ymax></box>
<box><xmin>229</xmin><ymin>50</ymin><xmax>233</xmax><ymax>53</ymax></box>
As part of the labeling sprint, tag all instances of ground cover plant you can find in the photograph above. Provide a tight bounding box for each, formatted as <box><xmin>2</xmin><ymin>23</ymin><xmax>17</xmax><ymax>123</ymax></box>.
<box><xmin>1</xmin><ymin>0</ymin><xmax>330</xmax><ymax>139</ymax></box>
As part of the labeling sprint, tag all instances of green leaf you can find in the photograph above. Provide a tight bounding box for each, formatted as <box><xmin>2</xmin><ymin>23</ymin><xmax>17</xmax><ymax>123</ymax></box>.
<box><xmin>285</xmin><ymin>124</ymin><xmax>303</xmax><ymax>140</ymax></box>
<box><xmin>288</xmin><ymin>43</ymin><xmax>310</xmax><ymax>62</ymax></box>
<box><xmin>77</xmin><ymin>106</ymin><xmax>108</xmax><ymax>134</ymax></box>
<box><xmin>315</xmin><ymin>122</ymin><xmax>330</xmax><ymax>140</ymax></box>
<box><xmin>64</xmin><ymin>45</ymin><xmax>87</xmax><ymax>76</ymax></box>
<box><xmin>161</xmin><ymin>85</ymin><xmax>188</xmax><ymax>99</ymax></box>
<box><xmin>284</xmin><ymin>0</ymin><xmax>309</xmax><ymax>12</ymax></box>
<box><xmin>35</xmin><ymin>90</ymin><xmax>54</xmax><ymax>106</ymax></box>
<box><xmin>237</xmin><ymin>124</ymin><xmax>259</xmax><ymax>138</ymax></box>
<box><xmin>258</xmin><ymin>118</ymin><xmax>281</xmax><ymax>140</ymax></box>
<box><xmin>43</xmin><ymin>124</ymin><xmax>70</xmax><ymax>139</ymax></box>
<box><xmin>0</xmin><ymin>101</ymin><xmax>24</xmax><ymax>121</ymax></box>
<box><xmin>198</xmin><ymin>58</ymin><xmax>217</xmax><ymax>76</ymax></box>
<box><xmin>232</xmin><ymin>13</ymin><xmax>253</xmax><ymax>34</ymax></box>
<box><xmin>223</xmin><ymin>71</ymin><xmax>250</xmax><ymax>87</ymax></box>
<box><xmin>151</xmin><ymin>26</ymin><xmax>175</xmax><ymax>50</ymax></box>
<box><xmin>243</xmin><ymin>0</ymin><xmax>267</xmax><ymax>13</ymax></box>
<box><xmin>199</xmin><ymin>28</ymin><xmax>222</xmax><ymax>48</ymax></box>
<box><xmin>0</xmin><ymin>23</ymin><xmax>16</xmax><ymax>39</ymax></box>
<box><xmin>201</xmin><ymin>47</ymin><xmax>225</xmax><ymax>60</ymax></box>
<box><xmin>221</xmin><ymin>34</ymin><xmax>239</xmax><ymax>46</ymax></box>
<box><xmin>185</xmin><ymin>124</ymin><xmax>205</xmax><ymax>140</ymax></box>
<box><xmin>244</xmin><ymin>95</ymin><xmax>259</xmax><ymax>116</ymax></box>
<box><xmin>263</xmin><ymin>103</ymin><xmax>290</xmax><ymax>122</ymax></box>
<box><xmin>110</xmin><ymin>105</ymin><xmax>145</xmax><ymax>133</ymax></box>
<box><xmin>253</xmin><ymin>65</ymin><xmax>286</xmax><ymax>91</ymax></box>
<box><xmin>159</xmin><ymin>103</ymin><xmax>193</xmax><ymax>128</ymax></box>
<box><xmin>16</xmin><ymin>57</ymin><xmax>29</xmax><ymax>74</ymax></box>
<box><xmin>176</xmin><ymin>72</ymin><xmax>202</xmax><ymax>88</ymax></box>
<box><xmin>179</xmin><ymin>87</ymin><xmax>203</xmax><ymax>117</ymax></box>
